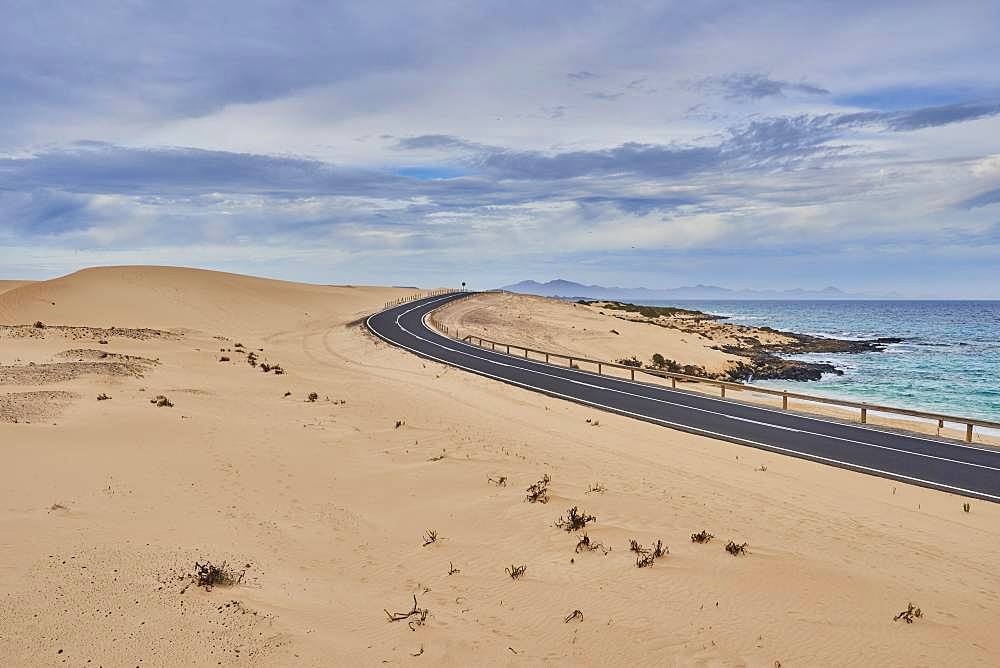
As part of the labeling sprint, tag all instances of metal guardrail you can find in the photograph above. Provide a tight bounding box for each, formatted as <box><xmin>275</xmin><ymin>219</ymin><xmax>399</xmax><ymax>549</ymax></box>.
<box><xmin>380</xmin><ymin>288</ymin><xmax>460</xmax><ymax>312</ymax></box>
<box><xmin>454</xmin><ymin>333</ymin><xmax>1000</xmax><ymax>443</ymax></box>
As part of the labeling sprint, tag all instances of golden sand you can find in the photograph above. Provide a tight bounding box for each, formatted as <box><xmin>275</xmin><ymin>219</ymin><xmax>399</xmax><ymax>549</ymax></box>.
<box><xmin>1</xmin><ymin>268</ymin><xmax>997</xmax><ymax>666</ymax></box>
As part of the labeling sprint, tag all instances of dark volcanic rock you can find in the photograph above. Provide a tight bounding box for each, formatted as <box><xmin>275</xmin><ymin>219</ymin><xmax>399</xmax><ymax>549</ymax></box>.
<box><xmin>720</xmin><ymin>329</ymin><xmax>903</xmax><ymax>382</ymax></box>
<box><xmin>725</xmin><ymin>357</ymin><xmax>842</xmax><ymax>382</ymax></box>
<box><xmin>774</xmin><ymin>334</ymin><xmax>903</xmax><ymax>355</ymax></box>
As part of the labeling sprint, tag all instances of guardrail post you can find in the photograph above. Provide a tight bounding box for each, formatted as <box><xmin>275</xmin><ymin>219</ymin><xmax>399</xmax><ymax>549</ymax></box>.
<box><xmin>721</xmin><ymin>385</ymin><xmax>726</xmax><ymax>398</ymax></box>
<box><xmin>861</xmin><ymin>407</ymin><xmax>867</xmax><ymax>424</ymax></box>
<box><xmin>524</xmin><ymin>348</ymin><xmax>528</xmax><ymax>358</ymax></box>
<box><xmin>598</xmin><ymin>363</ymin><xmax>602</xmax><ymax>375</ymax></box>
<box><xmin>966</xmin><ymin>424</ymin><xmax>974</xmax><ymax>442</ymax></box>
<box><xmin>630</xmin><ymin>368</ymin><xmax>635</xmax><ymax>380</ymax></box>
<box><xmin>569</xmin><ymin>358</ymin><xmax>574</xmax><ymax>368</ymax></box>
<box><xmin>782</xmin><ymin>391</ymin><xmax>788</xmax><ymax>410</ymax></box>
<box><xmin>506</xmin><ymin>344</ymin><xmax>510</xmax><ymax>354</ymax></box>
<box><xmin>545</xmin><ymin>353</ymin><xmax>549</xmax><ymax>363</ymax></box>
<box><xmin>671</xmin><ymin>377</ymin><xmax>676</xmax><ymax>389</ymax></box>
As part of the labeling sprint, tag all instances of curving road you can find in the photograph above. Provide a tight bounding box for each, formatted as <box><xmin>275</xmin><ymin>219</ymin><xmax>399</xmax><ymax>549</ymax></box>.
<box><xmin>367</xmin><ymin>293</ymin><xmax>1000</xmax><ymax>502</ymax></box>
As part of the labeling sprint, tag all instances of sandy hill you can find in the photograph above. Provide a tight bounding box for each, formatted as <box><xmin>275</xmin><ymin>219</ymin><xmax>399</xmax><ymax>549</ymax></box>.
<box><xmin>1</xmin><ymin>266</ymin><xmax>997</xmax><ymax>666</ymax></box>
<box><xmin>0</xmin><ymin>266</ymin><xmax>398</xmax><ymax>335</ymax></box>
<box><xmin>0</xmin><ymin>280</ymin><xmax>35</xmax><ymax>295</ymax></box>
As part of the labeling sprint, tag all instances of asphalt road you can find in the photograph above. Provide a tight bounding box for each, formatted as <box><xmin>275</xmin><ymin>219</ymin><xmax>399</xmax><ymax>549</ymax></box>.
<box><xmin>367</xmin><ymin>293</ymin><xmax>1000</xmax><ymax>502</ymax></box>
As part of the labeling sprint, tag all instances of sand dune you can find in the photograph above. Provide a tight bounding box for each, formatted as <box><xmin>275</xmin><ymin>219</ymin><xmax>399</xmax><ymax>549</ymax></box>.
<box><xmin>0</xmin><ymin>280</ymin><xmax>35</xmax><ymax>295</ymax></box>
<box><xmin>432</xmin><ymin>292</ymin><xmax>741</xmax><ymax>373</ymax></box>
<box><xmin>0</xmin><ymin>266</ymin><xmax>396</xmax><ymax>334</ymax></box>
<box><xmin>1</xmin><ymin>267</ymin><xmax>998</xmax><ymax>666</ymax></box>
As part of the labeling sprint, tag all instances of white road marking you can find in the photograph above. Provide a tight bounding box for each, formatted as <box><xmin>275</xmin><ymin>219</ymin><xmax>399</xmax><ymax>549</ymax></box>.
<box><xmin>365</xmin><ymin>298</ymin><xmax>1000</xmax><ymax>501</ymax></box>
<box><xmin>402</xmin><ymin>307</ymin><xmax>1000</xmax><ymax>472</ymax></box>
<box><xmin>431</xmin><ymin>304</ymin><xmax>1000</xmax><ymax>455</ymax></box>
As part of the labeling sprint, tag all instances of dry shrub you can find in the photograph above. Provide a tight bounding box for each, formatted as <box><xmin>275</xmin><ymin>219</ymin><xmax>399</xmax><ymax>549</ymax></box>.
<box><xmin>635</xmin><ymin>552</ymin><xmax>656</xmax><ymax>568</ymax></box>
<box><xmin>893</xmin><ymin>602</ymin><xmax>923</xmax><ymax>623</ymax></box>
<box><xmin>575</xmin><ymin>533</ymin><xmax>609</xmax><ymax>555</ymax></box>
<box><xmin>650</xmin><ymin>540</ymin><xmax>667</xmax><ymax>559</ymax></box>
<box><xmin>555</xmin><ymin>506</ymin><xmax>596</xmax><ymax>532</ymax></box>
<box><xmin>630</xmin><ymin>538</ymin><xmax>667</xmax><ymax>567</ymax></box>
<box><xmin>725</xmin><ymin>540</ymin><xmax>749</xmax><ymax>556</ymax></box>
<box><xmin>525</xmin><ymin>474</ymin><xmax>551</xmax><ymax>503</ymax></box>
<box><xmin>193</xmin><ymin>561</ymin><xmax>247</xmax><ymax>591</ymax></box>
<box><xmin>505</xmin><ymin>564</ymin><xmax>526</xmax><ymax>580</ymax></box>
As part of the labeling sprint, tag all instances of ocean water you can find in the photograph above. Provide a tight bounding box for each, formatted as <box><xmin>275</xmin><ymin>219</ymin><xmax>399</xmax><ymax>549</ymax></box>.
<box><xmin>646</xmin><ymin>300</ymin><xmax>1000</xmax><ymax>423</ymax></box>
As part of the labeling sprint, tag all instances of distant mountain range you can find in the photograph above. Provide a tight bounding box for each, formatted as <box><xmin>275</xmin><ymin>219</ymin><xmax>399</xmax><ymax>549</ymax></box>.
<box><xmin>500</xmin><ymin>279</ymin><xmax>899</xmax><ymax>301</ymax></box>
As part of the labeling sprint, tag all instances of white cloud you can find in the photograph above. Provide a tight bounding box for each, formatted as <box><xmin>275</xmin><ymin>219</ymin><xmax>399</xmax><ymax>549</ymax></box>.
<box><xmin>2</xmin><ymin>2</ymin><xmax>1000</xmax><ymax>295</ymax></box>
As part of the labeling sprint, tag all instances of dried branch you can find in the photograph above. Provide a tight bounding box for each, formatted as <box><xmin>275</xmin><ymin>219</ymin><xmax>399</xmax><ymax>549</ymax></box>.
<box><xmin>384</xmin><ymin>594</ymin><xmax>429</xmax><ymax>630</ymax></box>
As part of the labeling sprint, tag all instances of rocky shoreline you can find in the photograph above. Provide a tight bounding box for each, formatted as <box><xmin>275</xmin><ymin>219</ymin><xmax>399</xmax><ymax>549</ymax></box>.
<box><xmin>716</xmin><ymin>331</ymin><xmax>904</xmax><ymax>382</ymax></box>
<box><xmin>582</xmin><ymin>299</ymin><xmax>902</xmax><ymax>383</ymax></box>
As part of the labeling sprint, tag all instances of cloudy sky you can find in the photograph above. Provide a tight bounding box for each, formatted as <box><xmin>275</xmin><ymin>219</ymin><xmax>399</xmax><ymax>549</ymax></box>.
<box><xmin>2</xmin><ymin>1</ymin><xmax>1000</xmax><ymax>296</ymax></box>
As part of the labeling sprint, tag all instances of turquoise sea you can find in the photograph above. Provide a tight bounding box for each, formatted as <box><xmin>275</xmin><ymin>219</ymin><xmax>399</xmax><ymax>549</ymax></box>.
<box><xmin>649</xmin><ymin>300</ymin><xmax>1000</xmax><ymax>424</ymax></box>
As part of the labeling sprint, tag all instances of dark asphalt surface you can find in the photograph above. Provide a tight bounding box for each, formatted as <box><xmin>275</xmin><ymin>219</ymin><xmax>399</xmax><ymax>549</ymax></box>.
<box><xmin>367</xmin><ymin>293</ymin><xmax>1000</xmax><ymax>502</ymax></box>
